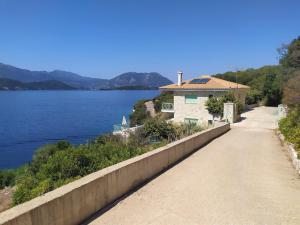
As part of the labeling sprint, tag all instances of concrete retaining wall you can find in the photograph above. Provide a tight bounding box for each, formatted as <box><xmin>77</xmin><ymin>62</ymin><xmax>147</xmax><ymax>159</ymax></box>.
<box><xmin>277</xmin><ymin>131</ymin><xmax>300</xmax><ymax>175</ymax></box>
<box><xmin>0</xmin><ymin>124</ymin><xmax>230</xmax><ymax>225</ymax></box>
<box><xmin>278</xmin><ymin>104</ymin><xmax>288</xmax><ymax>120</ymax></box>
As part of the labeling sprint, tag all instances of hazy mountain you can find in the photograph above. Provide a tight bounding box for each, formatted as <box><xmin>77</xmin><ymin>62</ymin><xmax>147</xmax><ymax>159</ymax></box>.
<box><xmin>109</xmin><ymin>72</ymin><xmax>172</xmax><ymax>88</ymax></box>
<box><xmin>0</xmin><ymin>63</ymin><xmax>108</xmax><ymax>89</ymax></box>
<box><xmin>0</xmin><ymin>63</ymin><xmax>172</xmax><ymax>89</ymax></box>
<box><xmin>0</xmin><ymin>78</ymin><xmax>76</xmax><ymax>90</ymax></box>
<box><xmin>48</xmin><ymin>70</ymin><xmax>109</xmax><ymax>89</ymax></box>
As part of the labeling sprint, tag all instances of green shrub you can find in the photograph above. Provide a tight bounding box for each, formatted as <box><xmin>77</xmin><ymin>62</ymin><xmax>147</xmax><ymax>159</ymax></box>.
<box><xmin>173</xmin><ymin>123</ymin><xmax>204</xmax><ymax>139</ymax></box>
<box><xmin>129</xmin><ymin>99</ymin><xmax>150</xmax><ymax>126</ymax></box>
<box><xmin>143</xmin><ymin>118</ymin><xmax>175</xmax><ymax>140</ymax></box>
<box><xmin>246</xmin><ymin>89</ymin><xmax>263</xmax><ymax>105</ymax></box>
<box><xmin>205</xmin><ymin>97</ymin><xmax>222</xmax><ymax>115</ymax></box>
<box><xmin>11</xmin><ymin>117</ymin><xmax>205</xmax><ymax>205</ymax></box>
<box><xmin>0</xmin><ymin>170</ymin><xmax>16</xmax><ymax>189</ymax></box>
<box><xmin>205</xmin><ymin>91</ymin><xmax>244</xmax><ymax>116</ymax></box>
<box><xmin>279</xmin><ymin>107</ymin><xmax>300</xmax><ymax>158</ymax></box>
<box><xmin>262</xmin><ymin>74</ymin><xmax>283</xmax><ymax>106</ymax></box>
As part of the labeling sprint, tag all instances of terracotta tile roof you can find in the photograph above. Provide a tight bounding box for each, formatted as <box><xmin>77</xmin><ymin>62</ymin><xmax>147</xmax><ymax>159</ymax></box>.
<box><xmin>160</xmin><ymin>75</ymin><xmax>250</xmax><ymax>90</ymax></box>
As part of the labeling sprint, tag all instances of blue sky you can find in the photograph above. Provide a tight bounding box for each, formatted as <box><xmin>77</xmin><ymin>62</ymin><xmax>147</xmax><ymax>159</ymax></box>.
<box><xmin>0</xmin><ymin>0</ymin><xmax>299</xmax><ymax>81</ymax></box>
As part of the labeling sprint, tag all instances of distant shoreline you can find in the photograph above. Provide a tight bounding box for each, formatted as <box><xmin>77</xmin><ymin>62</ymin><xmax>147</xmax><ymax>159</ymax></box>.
<box><xmin>0</xmin><ymin>88</ymin><xmax>159</xmax><ymax>91</ymax></box>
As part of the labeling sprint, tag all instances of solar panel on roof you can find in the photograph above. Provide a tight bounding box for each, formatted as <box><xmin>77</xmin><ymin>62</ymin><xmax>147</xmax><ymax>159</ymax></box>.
<box><xmin>189</xmin><ymin>78</ymin><xmax>210</xmax><ymax>84</ymax></box>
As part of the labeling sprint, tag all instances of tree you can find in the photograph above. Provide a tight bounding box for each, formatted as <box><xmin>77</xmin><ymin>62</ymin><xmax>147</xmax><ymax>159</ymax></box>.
<box><xmin>205</xmin><ymin>97</ymin><xmax>222</xmax><ymax>115</ymax></box>
<box><xmin>205</xmin><ymin>91</ymin><xmax>243</xmax><ymax>117</ymax></box>
<box><xmin>246</xmin><ymin>89</ymin><xmax>263</xmax><ymax>105</ymax></box>
<box><xmin>279</xmin><ymin>36</ymin><xmax>300</xmax><ymax>69</ymax></box>
<box><xmin>129</xmin><ymin>99</ymin><xmax>150</xmax><ymax>126</ymax></box>
<box><xmin>283</xmin><ymin>71</ymin><xmax>300</xmax><ymax>106</ymax></box>
<box><xmin>0</xmin><ymin>170</ymin><xmax>16</xmax><ymax>189</ymax></box>
<box><xmin>262</xmin><ymin>74</ymin><xmax>282</xmax><ymax>106</ymax></box>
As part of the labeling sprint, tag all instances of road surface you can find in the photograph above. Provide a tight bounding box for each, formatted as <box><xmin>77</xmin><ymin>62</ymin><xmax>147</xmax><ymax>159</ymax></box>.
<box><xmin>85</xmin><ymin>107</ymin><xmax>300</xmax><ymax>225</ymax></box>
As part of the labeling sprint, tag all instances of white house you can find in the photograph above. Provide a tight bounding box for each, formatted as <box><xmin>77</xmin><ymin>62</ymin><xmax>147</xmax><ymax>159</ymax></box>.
<box><xmin>159</xmin><ymin>72</ymin><xmax>250</xmax><ymax>125</ymax></box>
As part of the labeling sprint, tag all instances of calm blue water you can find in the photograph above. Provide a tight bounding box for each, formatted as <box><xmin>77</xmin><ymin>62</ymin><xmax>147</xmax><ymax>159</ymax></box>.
<box><xmin>0</xmin><ymin>90</ymin><xmax>158</xmax><ymax>169</ymax></box>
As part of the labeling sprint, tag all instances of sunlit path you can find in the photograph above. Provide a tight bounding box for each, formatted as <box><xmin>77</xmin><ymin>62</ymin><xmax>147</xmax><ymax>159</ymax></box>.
<box><xmin>85</xmin><ymin>107</ymin><xmax>300</xmax><ymax>225</ymax></box>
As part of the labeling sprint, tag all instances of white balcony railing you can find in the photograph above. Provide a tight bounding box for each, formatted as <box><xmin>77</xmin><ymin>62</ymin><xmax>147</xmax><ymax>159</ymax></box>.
<box><xmin>161</xmin><ymin>102</ymin><xmax>174</xmax><ymax>113</ymax></box>
<box><xmin>113</xmin><ymin>124</ymin><xmax>130</xmax><ymax>132</ymax></box>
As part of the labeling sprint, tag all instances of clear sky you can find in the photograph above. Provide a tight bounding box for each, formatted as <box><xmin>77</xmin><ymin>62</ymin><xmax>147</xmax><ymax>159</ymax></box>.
<box><xmin>0</xmin><ymin>0</ymin><xmax>299</xmax><ymax>81</ymax></box>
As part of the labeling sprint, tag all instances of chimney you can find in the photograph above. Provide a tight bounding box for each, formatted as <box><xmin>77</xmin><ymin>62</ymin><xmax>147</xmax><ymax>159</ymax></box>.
<box><xmin>177</xmin><ymin>71</ymin><xmax>183</xmax><ymax>86</ymax></box>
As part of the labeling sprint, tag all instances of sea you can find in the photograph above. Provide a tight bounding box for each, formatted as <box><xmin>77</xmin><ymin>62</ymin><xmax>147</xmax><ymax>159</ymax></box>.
<box><xmin>0</xmin><ymin>90</ymin><xmax>158</xmax><ymax>169</ymax></box>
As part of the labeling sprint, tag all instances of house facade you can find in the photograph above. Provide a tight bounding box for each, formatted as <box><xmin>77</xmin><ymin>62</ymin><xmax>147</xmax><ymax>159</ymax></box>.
<box><xmin>159</xmin><ymin>72</ymin><xmax>250</xmax><ymax>125</ymax></box>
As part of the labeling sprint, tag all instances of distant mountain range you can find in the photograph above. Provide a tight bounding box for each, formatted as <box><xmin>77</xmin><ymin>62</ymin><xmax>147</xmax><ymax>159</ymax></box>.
<box><xmin>0</xmin><ymin>78</ymin><xmax>76</xmax><ymax>90</ymax></box>
<box><xmin>0</xmin><ymin>63</ymin><xmax>172</xmax><ymax>90</ymax></box>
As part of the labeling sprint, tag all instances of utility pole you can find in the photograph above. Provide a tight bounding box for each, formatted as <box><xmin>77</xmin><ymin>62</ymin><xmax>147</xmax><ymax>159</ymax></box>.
<box><xmin>236</xmin><ymin>69</ymin><xmax>238</xmax><ymax>89</ymax></box>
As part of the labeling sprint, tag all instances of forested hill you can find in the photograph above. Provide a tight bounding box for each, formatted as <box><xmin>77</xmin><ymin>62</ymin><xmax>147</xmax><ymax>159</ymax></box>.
<box><xmin>212</xmin><ymin>36</ymin><xmax>300</xmax><ymax>107</ymax></box>
<box><xmin>0</xmin><ymin>78</ymin><xmax>76</xmax><ymax>90</ymax></box>
<box><xmin>0</xmin><ymin>63</ymin><xmax>172</xmax><ymax>90</ymax></box>
<box><xmin>109</xmin><ymin>72</ymin><xmax>171</xmax><ymax>88</ymax></box>
<box><xmin>213</xmin><ymin>65</ymin><xmax>293</xmax><ymax>106</ymax></box>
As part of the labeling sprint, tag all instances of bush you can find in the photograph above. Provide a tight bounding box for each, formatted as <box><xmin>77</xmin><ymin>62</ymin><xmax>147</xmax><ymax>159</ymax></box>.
<box><xmin>246</xmin><ymin>89</ymin><xmax>263</xmax><ymax>105</ymax></box>
<box><xmin>262</xmin><ymin>74</ymin><xmax>283</xmax><ymax>106</ymax></box>
<box><xmin>11</xmin><ymin>117</ymin><xmax>205</xmax><ymax>205</ymax></box>
<box><xmin>205</xmin><ymin>91</ymin><xmax>244</xmax><ymax>116</ymax></box>
<box><xmin>129</xmin><ymin>99</ymin><xmax>150</xmax><ymax>126</ymax></box>
<box><xmin>173</xmin><ymin>123</ymin><xmax>204</xmax><ymax>139</ymax></box>
<box><xmin>279</xmin><ymin>107</ymin><xmax>300</xmax><ymax>158</ymax></box>
<box><xmin>205</xmin><ymin>97</ymin><xmax>222</xmax><ymax>115</ymax></box>
<box><xmin>0</xmin><ymin>170</ymin><xmax>16</xmax><ymax>189</ymax></box>
<box><xmin>143</xmin><ymin>118</ymin><xmax>175</xmax><ymax>140</ymax></box>
<box><xmin>283</xmin><ymin>71</ymin><xmax>300</xmax><ymax>106</ymax></box>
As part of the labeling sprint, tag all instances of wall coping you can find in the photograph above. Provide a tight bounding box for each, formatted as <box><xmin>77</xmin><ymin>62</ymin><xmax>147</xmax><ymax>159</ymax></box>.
<box><xmin>277</xmin><ymin>130</ymin><xmax>300</xmax><ymax>175</ymax></box>
<box><xmin>0</xmin><ymin>123</ymin><xmax>230</xmax><ymax>224</ymax></box>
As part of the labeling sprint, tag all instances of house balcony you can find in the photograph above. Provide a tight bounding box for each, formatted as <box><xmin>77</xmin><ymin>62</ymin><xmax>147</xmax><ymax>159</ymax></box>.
<box><xmin>161</xmin><ymin>102</ymin><xmax>174</xmax><ymax>113</ymax></box>
<box><xmin>113</xmin><ymin>124</ymin><xmax>130</xmax><ymax>133</ymax></box>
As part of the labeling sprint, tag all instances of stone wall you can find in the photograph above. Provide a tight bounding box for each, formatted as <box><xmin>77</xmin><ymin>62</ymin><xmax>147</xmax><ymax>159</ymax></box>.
<box><xmin>0</xmin><ymin>124</ymin><xmax>230</xmax><ymax>225</ymax></box>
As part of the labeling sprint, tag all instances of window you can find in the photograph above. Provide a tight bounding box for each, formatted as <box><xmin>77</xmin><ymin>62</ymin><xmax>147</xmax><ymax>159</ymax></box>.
<box><xmin>185</xmin><ymin>94</ymin><xmax>197</xmax><ymax>104</ymax></box>
<box><xmin>184</xmin><ymin>118</ymin><xmax>198</xmax><ymax>124</ymax></box>
<box><xmin>208</xmin><ymin>94</ymin><xmax>214</xmax><ymax>98</ymax></box>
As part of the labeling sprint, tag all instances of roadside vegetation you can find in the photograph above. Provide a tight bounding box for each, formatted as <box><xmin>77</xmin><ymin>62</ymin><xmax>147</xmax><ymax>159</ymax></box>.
<box><xmin>0</xmin><ymin>118</ymin><xmax>204</xmax><ymax>205</ymax></box>
<box><xmin>279</xmin><ymin>107</ymin><xmax>300</xmax><ymax>158</ymax></box>
<box><xmin>245</xmin><ymin>89</ymin><xmax>263</xmax><ymax>105</ymax></box>
<box><xmin>213</xmin><ymin>36</ymin><xmax>300</xmax><ymax>155</ymax></box>
<box><xmin>278</xmin><ymin>36</ymin><xmax>300</xmax><ymax>158</ymax></box>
